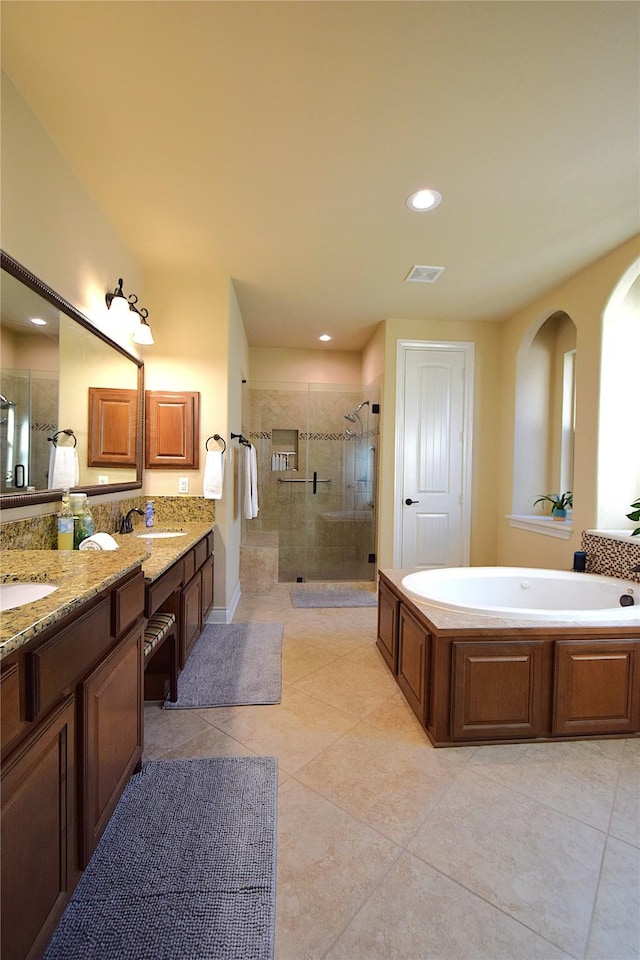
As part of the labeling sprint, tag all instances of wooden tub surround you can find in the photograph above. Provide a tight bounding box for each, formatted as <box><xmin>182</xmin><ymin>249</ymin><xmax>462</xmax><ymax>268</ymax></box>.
<box><xmin>377</xmin><ymin>569</ymin><xmax>640</xmax><ymax>748</ymax></box>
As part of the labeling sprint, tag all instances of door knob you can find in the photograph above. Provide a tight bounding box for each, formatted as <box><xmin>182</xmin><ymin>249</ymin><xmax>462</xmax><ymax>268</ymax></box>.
<box><xmin>404</xmin><ymin>498</ymin><xmax>419</xmax><ymax>505</ymax></box>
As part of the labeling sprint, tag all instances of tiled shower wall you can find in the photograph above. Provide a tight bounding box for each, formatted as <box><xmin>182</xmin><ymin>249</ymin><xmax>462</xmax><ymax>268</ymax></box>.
<box><xmin>247</xmin><ymin>384</ymin><xmax>378</xmax><ymax>581</ymax></box>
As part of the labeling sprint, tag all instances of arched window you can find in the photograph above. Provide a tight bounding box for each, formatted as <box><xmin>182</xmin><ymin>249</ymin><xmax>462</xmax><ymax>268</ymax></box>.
<box><xmin>598</xmin><ymin>258</ymin><xmax>640</xmax><ymax>530</ymax></box>
<box><xmin>511</xmin><ymin>310</ymin><xmax>577</xmax><ymax>536</ymax></box>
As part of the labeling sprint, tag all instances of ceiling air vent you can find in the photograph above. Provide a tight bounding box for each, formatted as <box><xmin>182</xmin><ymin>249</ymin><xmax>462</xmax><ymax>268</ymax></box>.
<box><xmin>404</xmin><ymin>265</ymin><xmax>445</xmax><ymax>283</ymax></box>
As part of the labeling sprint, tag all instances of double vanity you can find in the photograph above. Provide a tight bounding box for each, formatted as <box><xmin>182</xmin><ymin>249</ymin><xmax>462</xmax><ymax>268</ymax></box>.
<box><xmin>0</xmin><ymin>522</ymin><xmax>214</xmax><ymax>960</ymax></box>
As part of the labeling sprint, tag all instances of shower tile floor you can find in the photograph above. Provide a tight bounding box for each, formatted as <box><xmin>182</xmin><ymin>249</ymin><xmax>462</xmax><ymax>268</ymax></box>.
<box><xmin>143</xmin><ymin>583</ymin><xmax>640</xmax><ymax>960</ymax></box>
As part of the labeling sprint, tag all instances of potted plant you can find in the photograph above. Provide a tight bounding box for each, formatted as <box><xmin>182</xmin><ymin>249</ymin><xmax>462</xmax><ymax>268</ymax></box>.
<box><xmin>626</xmin><ymin>497</ymin><xmax>640</xmax><ymax>536</ymax></box>
<box><xmin>533</xmin><ymin>491</ymin><xmax>573</xmax><ymax>520</ymax></box>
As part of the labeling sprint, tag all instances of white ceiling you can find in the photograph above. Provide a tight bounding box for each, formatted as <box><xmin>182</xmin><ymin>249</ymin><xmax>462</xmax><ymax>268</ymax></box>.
<box><xmin>2</xmin><ymin>1</ymin><xmax>639</xmax><ymax>352</ymax></box>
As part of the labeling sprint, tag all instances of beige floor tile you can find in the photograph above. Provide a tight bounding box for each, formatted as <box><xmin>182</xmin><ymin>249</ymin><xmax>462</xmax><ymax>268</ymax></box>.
<box><xmin>215</xmin><ymin>684</ymin><xmax>359</xmax><ymax>775</ymax></box>
<box><xmin>156</xmin><ymin>724</ymin><xmax>259</xmax><ymax>761</ymax></box>
<box><xmin>275</xmin><ymin>779</ymin><xmax>401</xmax><ymax>960</ymax></box>
<box><xmin>408</xmin><ymin>769</ymin><xmax>606</xmax><ymax>956</ymax></box>
<box><xmin>296</xmin><ymin>718</ymin><xmax>471</xmax><ymax>845</ymax></box>
<box><xmin>610</xmin><ymin>738</ymin><xmax>640</xmax><ymax>847</ymax></box>
<box><xmin>586</xmin><ymin>835</ymin><xmax>640</xmax><ymax>959</ymax></box>
<box><xmin>142</xmin><ymin>702</ymin><xmax>218</xmax><ymax>760</ymax></box>
<box><xmin>291</xmin><ymin>648</ymin><xmax>398</xmax><ymax>720</ymax></box>
<box><xmin>468</xmin><ymin>738</ymin><xmax>625</xmax><ymax>831</ymax></box>
<box><xmin>281</xmin><ymin>636</ymin><xmax>359</xmax><ymax>686</ymax></box>
<box><xmin>325</xmin><ymin>849</ymin><xmax>572</xmax><ymax>960</ymax></box>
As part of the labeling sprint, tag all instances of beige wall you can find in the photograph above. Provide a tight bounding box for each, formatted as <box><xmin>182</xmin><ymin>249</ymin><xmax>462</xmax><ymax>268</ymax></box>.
<box><xmin>249</xmin><ymin>347</ymin><xmax>362</xmax><ymax>384</ymax></box>
<box><xmin>497</xmin><ymin>234</ymin><xmax>640</xmax><ymax>569</ymax></box>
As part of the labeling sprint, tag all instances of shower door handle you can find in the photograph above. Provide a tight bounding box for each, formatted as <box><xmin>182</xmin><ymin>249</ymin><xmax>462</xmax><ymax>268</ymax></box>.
<box><xmin>312</xmin><ymin>471</ymin><xmax>317</xmax><ymax>495</ymax></box>
<box><xmin>14</xmin><ymin>464</ymin><xmax>25</xmax><ymax>488</ymax></box>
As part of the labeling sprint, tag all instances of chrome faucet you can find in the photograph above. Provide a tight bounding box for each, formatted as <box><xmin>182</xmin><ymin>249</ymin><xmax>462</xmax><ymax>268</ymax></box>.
<box><xmin>119</xmin><ymin>508</ymin><xmax>144</xmax><ymax>534</ymax></box>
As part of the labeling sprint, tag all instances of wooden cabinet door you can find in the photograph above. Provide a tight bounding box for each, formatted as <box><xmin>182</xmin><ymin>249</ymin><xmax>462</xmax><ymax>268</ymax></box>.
<box><xmin>145</xmin><ymin>390</ymin><xmax>200</xmax><ymax>469</ymax></box>
<box><xmin>397</xmin><ymin>604</ymin><xmax>429</xmax><ymax>724</ymax></box>
<box><xmin>181</xmin><ymin>573</ymin><xmax>202</xmax><ymax>668</ymax></box>
<box><xmin>376</xmin><ymin>579</ymin><xmax>399</xmax><ymax>674</ymax></box>
<box><xmin>88</xmin><ymin>387</ymin><xmax>138</xmax><ymax>466</ymax></box>
<box><xmin>78</xmin><ymin>622</ymin><xmax>144</xmax><ymax>868</ymax></box>
<box><xmin>1</xmin><ymin>696</ymin><xmax>77</xmax><ymax>960</ymax></box>
<box><xmin>553</xmin><ymin>639</ymin><xmax>640</xmax><ymax>736</ymax></box>
<box><xmin>451</xmin><ymin>640</ymin><xmax>544</xmax><ymax>741</ymax></box>
<box><xmin>201</xmin><ymin>554</ymin><xmax>214</xmax><ymax>621</ymax></box>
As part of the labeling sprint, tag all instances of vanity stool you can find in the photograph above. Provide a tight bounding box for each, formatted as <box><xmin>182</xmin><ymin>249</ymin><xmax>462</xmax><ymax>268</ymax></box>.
<box><xmin>143</xmin><ymin>612</ymin><xmax>178</xmax><ymax>702</ymax></box>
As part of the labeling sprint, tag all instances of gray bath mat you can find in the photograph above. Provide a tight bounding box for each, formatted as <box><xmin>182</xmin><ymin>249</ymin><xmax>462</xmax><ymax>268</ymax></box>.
<box><xmin>43</xmin><ymin>756</ymin><xmax>278</xmax><ymax>960</ymax></box>
<box><xmin>290</xmin><ymin>589</ymin><xmax>378</xmax><ymax>608</ymax></box>
<box><xmin>165</xmin><ymin>622</ymin><xmax>282</xmax><ymax>708</ymax></box>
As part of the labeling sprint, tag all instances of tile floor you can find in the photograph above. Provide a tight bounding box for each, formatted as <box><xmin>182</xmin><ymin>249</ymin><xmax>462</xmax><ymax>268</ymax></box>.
<box><xmin>143</xmin><ymin>583</ymin><xmax>640</xmax><ymax>960</ymax></box>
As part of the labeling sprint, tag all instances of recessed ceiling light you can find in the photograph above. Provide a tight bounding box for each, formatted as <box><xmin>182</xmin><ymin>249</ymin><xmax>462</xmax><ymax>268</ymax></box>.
<box><xmin>406</xmin><ymin>189</ymin><xmax>442</xmax><ymax>212</ymax></box>
<box><xmin>30</xmin><ymin>317</ymin><xmax>47</xmax><ymax>326</ymax></box>
<box><xmin>318</xmin><ymin>333</ymin><xmax>332</xmax><ymax>342</ymax></box>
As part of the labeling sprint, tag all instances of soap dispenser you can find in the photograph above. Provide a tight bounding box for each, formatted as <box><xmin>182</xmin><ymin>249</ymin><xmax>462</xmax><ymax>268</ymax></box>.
<box><xmin>57</xmin><ymin>489</ymin><xmax>74</xmax><ymax>550</ymax></box>
<box><xmin>145</xmin><ymin>500</ymin><xmax>155</xmax><ymax>528</ymax></box>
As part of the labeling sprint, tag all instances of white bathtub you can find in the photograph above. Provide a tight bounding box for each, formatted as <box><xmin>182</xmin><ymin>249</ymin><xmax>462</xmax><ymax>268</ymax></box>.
<box><xmin>401</xmin><ymin>567</ymin><xmax>640</xmax><ymax>622</ymax></box>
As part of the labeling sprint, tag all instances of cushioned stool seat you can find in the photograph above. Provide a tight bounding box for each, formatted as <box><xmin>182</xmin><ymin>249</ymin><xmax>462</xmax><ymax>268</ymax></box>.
<box><xmin>144</xmin><ymin>613</ymin><xmax>178</xmax><ymax>702</ymax></box>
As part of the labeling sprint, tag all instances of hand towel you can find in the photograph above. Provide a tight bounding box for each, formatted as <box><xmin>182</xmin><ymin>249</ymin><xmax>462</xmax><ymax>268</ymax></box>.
<box><xmin>244</xmin><ymin>444</ymin><xmax>259</xmax><ymax>519</ymax></box>
<box><xmin>203</xmin><ymin>449</ymin><xmax>224</xmax><ymax>499</ymax></box>
<box><xmin>48</xmin><ymin>444</ymin><xmax>79</xmax><ymax>489</ymax></box>
<box><xmin>78</xmin><ymin>532</ymin><xmax>120</xmax><ymax>551</ymax></box>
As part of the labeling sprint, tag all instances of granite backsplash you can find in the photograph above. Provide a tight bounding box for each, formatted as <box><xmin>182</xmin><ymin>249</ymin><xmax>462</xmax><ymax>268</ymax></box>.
<box><xmin>0</xmin><ymin>496</ymin><xmax>215</xmax><ymax>551</ymax></box>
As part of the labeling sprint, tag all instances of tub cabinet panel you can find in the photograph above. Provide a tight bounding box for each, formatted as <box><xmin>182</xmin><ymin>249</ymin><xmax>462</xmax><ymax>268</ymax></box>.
<box><xmin>553</xmin><ymin>639</ymin><xmax>640</xmax><ymax>736</ymax></box>
<box><xmin>377</xmin><ymin>578</ymin><xmax>399</xmax><ymax>673</ymax></box>
<box><xmin>451</xmin><ymin>640</ymin><xmax>544</xmax><ymax>741</ymax></box>
<box><xmin>397</xmin><ymin>604</ymin><xmax>430</xmax><ymax>723</ymax></box>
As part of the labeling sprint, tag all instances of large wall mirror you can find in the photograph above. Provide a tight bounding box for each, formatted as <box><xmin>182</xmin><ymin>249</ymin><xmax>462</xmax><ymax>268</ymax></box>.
<box><xmin>0</xmin><ymin>250</ymin><xmax>143</xmax><ymax>509</ymax></box>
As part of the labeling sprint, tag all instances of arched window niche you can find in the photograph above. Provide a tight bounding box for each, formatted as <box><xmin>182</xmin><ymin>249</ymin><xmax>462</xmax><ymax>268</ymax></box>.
<box><xmin>597</xmin><ymin>257</ymin><xmax>640</xmax><ymax>534</ymax></box>
<box><xmin>510</xmin><ymin>309</ymin><xmax>577</xmax><ymax>539</ymax></box>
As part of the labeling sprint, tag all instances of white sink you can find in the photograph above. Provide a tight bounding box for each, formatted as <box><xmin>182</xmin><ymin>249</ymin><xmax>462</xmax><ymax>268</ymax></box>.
<box><xmin>136</xmin><ymin>531</ymin><xmax>187</xmax><ymax>539</ymax></box>
<box><xmin>0</xmin><ymin>582</ymin><xmax>58</xmax><ymax>611</ymax></box>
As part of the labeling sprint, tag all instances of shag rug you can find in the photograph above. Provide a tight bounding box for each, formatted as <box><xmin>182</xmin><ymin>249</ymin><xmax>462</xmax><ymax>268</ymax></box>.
<box><xmin>290</xmin><ymin>589</ymin><xmax>378</xmax><ymax>608</ymax></box>
<box><xmin>165</xmin><ymin>623</ymin><xmax>283</xmax><ymax>709</ymax></box>
<box><xmin>44</xmin><ymin>756</ymin><xmax>278</xmax><ymax>960</ymax></box>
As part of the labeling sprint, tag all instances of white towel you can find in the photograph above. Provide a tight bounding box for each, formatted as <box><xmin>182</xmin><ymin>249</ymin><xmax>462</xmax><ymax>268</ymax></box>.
<box><xmin>244</xmin><ymin>444</ymin><xmax>259</xmax><ymax>519</ymax></box>
<box><xmin>203</xmin><ymin>449</ymin><xmax>224</xmax><ymax>499</ymax></box>
<box><xmin>78</xmin><ymin>532</ymin><xmax>119</xmax><ymax>551</ymax></box>
<box><xmin>48</xmin><ymin>444</ymin><xmax>79</xmax><ymax>489</ymax></box>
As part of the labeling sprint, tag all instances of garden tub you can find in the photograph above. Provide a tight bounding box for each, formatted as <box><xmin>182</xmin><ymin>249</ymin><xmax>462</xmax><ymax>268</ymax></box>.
<box><xmin>401</xmin><ymin>567</ymin><xmax>640</xmax><ymax>622</ymax></box>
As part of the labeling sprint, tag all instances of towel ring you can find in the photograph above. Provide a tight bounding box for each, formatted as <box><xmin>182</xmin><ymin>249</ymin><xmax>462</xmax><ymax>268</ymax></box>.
<box><xmin>205</xmin><ymin>434</ymin><xmax>226</xmax><ymax>453</ymax></box>
<box><xmin>48</xmin><ymin>429</ymin><xmax>77</xmax><ymax>448</ymax></box>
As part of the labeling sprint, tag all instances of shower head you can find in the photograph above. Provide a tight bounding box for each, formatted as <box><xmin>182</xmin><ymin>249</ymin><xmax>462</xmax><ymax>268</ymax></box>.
<box><xmin>344</xmin><ymin>400</ymin><xmax>369</xmax><ymax>422</ymax></box>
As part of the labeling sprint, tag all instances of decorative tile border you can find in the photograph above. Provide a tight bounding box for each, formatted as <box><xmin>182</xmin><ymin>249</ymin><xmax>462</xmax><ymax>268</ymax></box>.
<box><xmin>581</xmin><ymin>531</ymin><xmax>640</xmax><ymax>583</ymax></box>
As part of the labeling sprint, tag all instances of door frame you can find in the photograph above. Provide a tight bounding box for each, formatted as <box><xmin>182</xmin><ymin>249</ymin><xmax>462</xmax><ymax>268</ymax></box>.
<box><xmin>393</xmin><ymin>340</ymin><xmax>475</xmax><ymax>568</ymax></box>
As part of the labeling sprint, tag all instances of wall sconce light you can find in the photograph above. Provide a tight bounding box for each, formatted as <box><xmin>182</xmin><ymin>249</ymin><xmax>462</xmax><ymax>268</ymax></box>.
<box><xmin>105</xmin><ymin>278</ymin><xmax>154</xmax><ymax>345</ymax></box>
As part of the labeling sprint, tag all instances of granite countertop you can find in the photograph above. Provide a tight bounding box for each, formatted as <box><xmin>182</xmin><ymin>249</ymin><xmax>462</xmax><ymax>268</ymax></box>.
<box><xmin>380</xmin><ymin>568</ymin><xmax>640</xmax><ymax>632</ymax></box>
<box><xmin>0</xmin><ymin>521</ymin><xmax>214</xmax><ymax>659</ymax></box>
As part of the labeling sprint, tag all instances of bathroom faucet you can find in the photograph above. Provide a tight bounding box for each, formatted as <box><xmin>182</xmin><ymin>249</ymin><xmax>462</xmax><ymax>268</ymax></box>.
<box><xmin>631</xmin><ymin>564</ymin><xmax>640</xmax><ymax>574</ymax></box>
<box><xmin>119</xmin><ymin>508</ymin><xmax>144</xmax><ymax>534</ymax></box>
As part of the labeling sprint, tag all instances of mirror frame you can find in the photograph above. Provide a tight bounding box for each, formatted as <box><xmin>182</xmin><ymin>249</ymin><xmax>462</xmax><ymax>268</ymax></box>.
<box><xmin>0</xmin><ymin>250</ymin><xmax>144</xmax><ymax>509</ymax></box>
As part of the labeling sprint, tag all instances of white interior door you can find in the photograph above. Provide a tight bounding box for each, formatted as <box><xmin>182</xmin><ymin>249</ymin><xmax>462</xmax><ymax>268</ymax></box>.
<box><xmin>395</xmin><ymin>341</ymin><xmax>473</xmax><ymax>570</ymax></box>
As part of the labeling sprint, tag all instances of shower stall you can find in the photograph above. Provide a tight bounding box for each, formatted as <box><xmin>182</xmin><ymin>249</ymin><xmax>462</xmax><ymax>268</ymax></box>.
<box><xmin>246</xmin><ymin>380</ymin><xmax>379</xmax><ymax>582</ymax></box>
<box><xmin>0</xmin><ymin>369</ymin><xmax>58</xmax><ymax>493</ymax></box>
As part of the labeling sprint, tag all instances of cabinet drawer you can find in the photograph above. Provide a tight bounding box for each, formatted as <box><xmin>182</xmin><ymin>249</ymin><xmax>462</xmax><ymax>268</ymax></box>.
<box><xmin>194</xmin><ymin>537</ymin><xmax>208</xmax><ymax>571</ymax></box>
<box><xmin>27</xmin><ymin>598</ymin><xmax>112</xmax><ymax>720</ymax></box>
<box><xmin>112</xmin><ymin>570</ymin><xmax>145</xmax><ymax>637</ymax></box>
<box><xmin>145</xmin><ymin>560</ymin><xmax>183</xmax><ymax>617</ymax></box>
<box><xmin>183</xmin><ymin>549</ymin><xmax>196</xmax><ymax>584</ymax></box>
